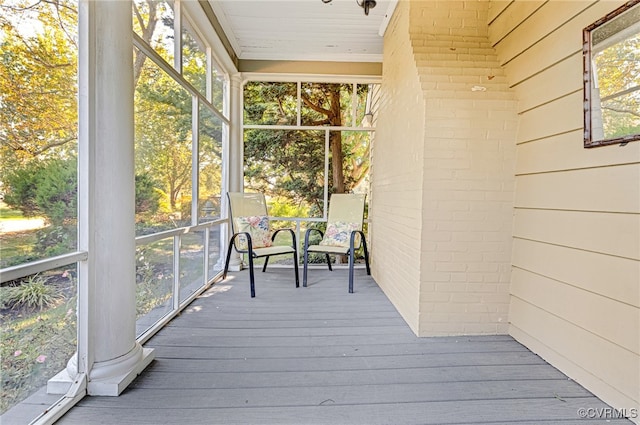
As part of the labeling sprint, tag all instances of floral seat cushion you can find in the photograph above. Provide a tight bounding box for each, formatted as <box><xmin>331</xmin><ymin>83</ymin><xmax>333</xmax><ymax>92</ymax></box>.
<box><xmin>319</xmin><ymin>221</ymin><xmax>361</xmax><ymax>248</ymax></box>
<box><xmin>233</xmin><ymin>215</ymin><xmax>273</xmax><ymax>250</ymax></box>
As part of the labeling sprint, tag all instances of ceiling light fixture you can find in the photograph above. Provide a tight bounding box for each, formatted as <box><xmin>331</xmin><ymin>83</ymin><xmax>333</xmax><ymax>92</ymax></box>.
<box><xmin>321</xmin><ymin>0</ymin><xmax>377</xmax><ymax>16</ymax></box>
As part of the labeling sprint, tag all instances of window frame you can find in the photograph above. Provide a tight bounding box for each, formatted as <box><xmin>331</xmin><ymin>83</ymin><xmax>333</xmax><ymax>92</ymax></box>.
<box><xmin>583</xmin><ymin>0</ymin><xmax>640</xmax><ymax>148</ymax></box>
<box><xmin>241</xmin><ymin>75</ymin><xmax>379</xmax><ymax>220</ymax></box>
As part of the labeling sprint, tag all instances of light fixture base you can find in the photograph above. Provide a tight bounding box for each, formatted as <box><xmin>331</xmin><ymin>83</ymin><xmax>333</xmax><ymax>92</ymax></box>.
<box><xmin>359</xmin><ymin>0</ymin><xmax>376</xmax><ymax>15</ymax></box>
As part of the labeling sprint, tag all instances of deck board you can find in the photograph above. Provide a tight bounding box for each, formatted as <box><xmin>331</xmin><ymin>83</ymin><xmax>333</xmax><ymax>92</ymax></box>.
<box><xmin>55</xmin><ymin>269</ymin><xmax>632</xmax><ymax>424</ymax></box>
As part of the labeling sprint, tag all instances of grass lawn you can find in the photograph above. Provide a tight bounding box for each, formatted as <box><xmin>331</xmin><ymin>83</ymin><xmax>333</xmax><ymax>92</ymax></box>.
<box><xmin>0</xmin><ymin>203</ymin><xmax>42</xmax><ymax>268</ymax></box>
<box><xmin>0</xmin><ymin>202</ymin><xmax>24</xmax><ymax>220</ymax></box>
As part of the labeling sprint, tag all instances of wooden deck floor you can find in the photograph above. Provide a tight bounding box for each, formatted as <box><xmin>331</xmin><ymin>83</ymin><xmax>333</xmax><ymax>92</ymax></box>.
<box><xmin>54</xmin><ymin>268</ymin><xmax>629</xmax><ymax>425</ymax></box>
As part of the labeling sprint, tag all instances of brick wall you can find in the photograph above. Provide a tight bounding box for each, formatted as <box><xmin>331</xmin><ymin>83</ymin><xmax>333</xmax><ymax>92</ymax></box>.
<box><xmin>374</xmin><ymin>0</ymin><xmax>518</xmax><ymax>336</ymax></box>
<box><xmin>371</xmin><ymin>0</ymin><xmax>425</xmax><ymax>334</ymax></box>
<box><xmin>413</xmin><ymin>0</ymin><xmax>518</xmax><ymax>335</ymax></box>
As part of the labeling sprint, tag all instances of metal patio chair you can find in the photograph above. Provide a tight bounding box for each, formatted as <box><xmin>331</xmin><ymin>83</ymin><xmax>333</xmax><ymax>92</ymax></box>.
<box><xmin>223</xmin><ymin>192</ymin><xmax>299</xmax><ymax>297</ymax></box>
<box><xmin>302</xmin><ymin>193</ymin><xmax>371</xmax><ymax>293</ymax></box>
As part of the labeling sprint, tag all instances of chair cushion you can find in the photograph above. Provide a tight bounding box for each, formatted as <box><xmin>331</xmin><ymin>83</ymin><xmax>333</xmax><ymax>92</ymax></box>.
<box><xmin>306</xmin><ymin>244</ymin><xmax>350</xmax><ymax>255</ymax></box>
<box><xmin>233</xmin><ymin>215</ymin><xmax>273</xmax><ymax>250</ymax></box>
<box><xmin>319</xmin><ymin>221</ymin><xmax>360</xmax><ymax>248</ymax></box>
<box><xmin>252</xmin><ymin>245</ymin><xmax>296</xmax><ymax>257</ymax></box>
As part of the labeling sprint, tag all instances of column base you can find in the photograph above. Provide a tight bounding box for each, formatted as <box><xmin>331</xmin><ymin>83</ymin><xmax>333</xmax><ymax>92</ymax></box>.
<box><xmin>48</xmin><ymin>345</ymin><xmax>155</xmax><ymax>396</ymax></box>
<box><xmin>227</xmin><ymin>252</ymin><xmax>244</xmax><ymax>272</ymax></box>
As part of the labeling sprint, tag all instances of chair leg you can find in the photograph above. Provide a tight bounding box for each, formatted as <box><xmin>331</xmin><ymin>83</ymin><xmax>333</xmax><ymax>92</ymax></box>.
<box><xmin>303</xmin><ymin>246</ymin><xmax>309</xmax><ymax>287</ymax></box>
<box><xmin>262</xmin><ymin>257</ymin><xmax>269</xmax><ymax>272</ymax></box>
<box><xmin>361</xmin><ymin>236</ymin><xmax>371</xmax><ymax>275</ymax></box>
<box><xmin>247</xmin><ymin>252</ymin><xmax>256</xmax><ymax>298</ymax></box>
<box><xmin>348</xmin><ymin>248</ymin><xmax>355</xmax><ymax>294</ymax></box>
<box><xmin>293</xmin><ymin>252</ymin><xmax>300</xmax><ymax>288</ymax></box>
<box><xmin>223</xmin><ymin>239</ymin><xmax>235</xmax><ymax>280</ymax></box>
<box><xmin>348</xmin><ymin>231</ymin><xmax>364</xmax><ymax>294</ymax></box>
<box><xmin>325</xmin><ymin>254</ymin><xmax>332</xmax><ymax>271</ymax></box>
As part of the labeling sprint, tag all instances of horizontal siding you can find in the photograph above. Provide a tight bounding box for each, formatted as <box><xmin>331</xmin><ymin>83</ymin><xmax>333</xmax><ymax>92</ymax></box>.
<box><xmin>511</xmin><ymin>268</ymin><xmax>639</xmax><ymax>354</ymax></box>
<box><xmin>490</xmin><ymin>0</ymin><xmax>640</xmax><ymax>416</ymax></box>
<box><xmin>517</xmin><ymin>91</ymin><xmax>582</xmax><ymax>143</ymax></box>
<box><xmin>510</xmin><ymin>298</ymin><xmax>639</xmax><ymax>407</ymax></box>
<box><xmin>501</xmin><ymin>1</ymin><xmax>628</xmax><ymax>85</ymax></box>
<box><xmin>487</xmin><ymin>0</ymin><xmax>513</xmax><ymax>25</ymax></box>
<box><xmin>513</xmin><ymin>53</ymin><xmax>581</xmax><ymax>112</ymax></box>
<box><xmin>515</xmin><ymin>130</ymin><xmax>640</xmax><ymax>175</ymax></box>
<box><xmin>488</xmin><ymin>0</ymin><xmax>545</xmax><ymax>45</ymax></box>
<box><xmin>514</xmin><ymin>164</ymin><xmax>640</xmax><ymax>213</ymax></box>
<box><xmin>511</xmin><ymin>238</ymin><xmax>639</xmax><ymax>306</ymax></box>
<box><xmin>513</xmin><ymin>208</ymin><xmax>640</xmax><ymax>260</ymax></box>
<box><xmin>494</xmin><ymin>1</ymin><xmax>595</xmax><ymax>65</ymax></box>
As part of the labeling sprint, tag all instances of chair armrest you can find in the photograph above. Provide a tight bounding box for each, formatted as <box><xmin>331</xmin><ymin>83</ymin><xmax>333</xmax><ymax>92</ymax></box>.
<box><xmin>303</xmin><ymin>228</ymin><xmax>324</xmax><ymax>250</ymax></box>
<box><xmin>271</xmin><ymin>228</ymin><xmax>297</xmax><ymax>250</ymax></box>
<box><xmin>350</xmin><ymin>230</ymin><xmax>366</xmax><ymax>251</ymax></box>
<box><xmin>230</xmin><ymin>231</ymin><xmax>253</xmax><ymax>254</ymax></box>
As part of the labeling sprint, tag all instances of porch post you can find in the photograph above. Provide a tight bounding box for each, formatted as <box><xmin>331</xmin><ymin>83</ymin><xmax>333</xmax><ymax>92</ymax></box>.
<box><xmin>49</xmin><ymin>0</ymin><xmax>153</xmax><ymax>396</ymax></box>
<box><xmin>226</xmin><ymin>73</ymin><xmax>244</xmax><ymax>271</ymax></box>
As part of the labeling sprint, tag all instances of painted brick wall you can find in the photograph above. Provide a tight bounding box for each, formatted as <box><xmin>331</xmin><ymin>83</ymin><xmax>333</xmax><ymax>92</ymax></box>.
<box><xmin>374</xmin><ymin>0</ymin><xmax>518</xmax><ymax>336</ymax></box>
<box><xmin>412</xmin><ymin>0</ymin><xmax>518</xmax><ymax>336</ymax></box>
<box><xmin>371</xmin><ymin>0</ymin><xmax>425</xmax><ymax>334</ymax></box>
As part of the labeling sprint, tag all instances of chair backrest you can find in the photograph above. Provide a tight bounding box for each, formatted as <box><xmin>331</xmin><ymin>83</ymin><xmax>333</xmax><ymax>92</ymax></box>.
<box><xmin>327</xmin><ymin>193</ymin><xmax>366</xmax><ymax>226</ymax></box>
<box><xmin>320</xmin><ymin>193</ymin><xmax>366</xmax><ymax>249</ymax></box>
<box><xmin>227</xmin><ymin>192</ymin><xmax>272</xmax><ymax>250</ymax></box>
<box><xmin>227</xmin><ymin>192</ymin><xmax>268</xmax><ymax>222</ymax></box>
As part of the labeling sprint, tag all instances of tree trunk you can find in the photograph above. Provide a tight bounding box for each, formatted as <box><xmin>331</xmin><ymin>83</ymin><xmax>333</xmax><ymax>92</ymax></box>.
<box><xmin>328</xmin><ymin>86</ymin><xmax>345</xmax><ymax>194</ymax></box>
<box><xmin>330</xmin><ymin>131</ymin><xmax>345</xmax><ymax>194</ymax></box>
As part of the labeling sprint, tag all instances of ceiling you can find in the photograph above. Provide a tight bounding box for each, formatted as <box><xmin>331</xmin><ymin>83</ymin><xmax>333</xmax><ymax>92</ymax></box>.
<box><xmin>206</xmin><ymin>0</ymin><xmax>396</xmax><ymax>63</ymax></box>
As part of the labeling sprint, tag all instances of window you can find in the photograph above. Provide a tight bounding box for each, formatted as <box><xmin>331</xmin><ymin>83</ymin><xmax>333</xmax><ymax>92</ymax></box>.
<box><xmin>131</xmin><ymin>1</ymin><xmax>229</xmax><ymax>336</ymax></box>
<box><xmin>243</xmin><ymin>80</ymin><xmax>379</xmax><ymax>220</ymax></box>
<box><xmin>583</xmin><ymin>0</ymin><xmax>640</xmax><ymax>147</ymax></box>
<box><xmin>0</xmin><ymin>0</ymin><xmax>79</xmax><ymax>417</ymax></box>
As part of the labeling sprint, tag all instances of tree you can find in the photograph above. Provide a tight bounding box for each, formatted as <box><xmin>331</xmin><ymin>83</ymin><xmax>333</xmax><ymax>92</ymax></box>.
<box><xmin>0</xmin><ymin>0</ymin><xmax>78</xmax><ymax>169</ymax></box>
<box><xmin>134</xmin><ymin>64</ymin><xmax>193</xmax><ymax>213</ymax></box>
<box><xmin>243</xmin><ymin>81</ymin><xmax>372</xmax><ymax>215</ymax></box>
<box><xmin>593</xmin><ymin>33</ymin><xmax>640</xmax><ymax>138</ymax></box>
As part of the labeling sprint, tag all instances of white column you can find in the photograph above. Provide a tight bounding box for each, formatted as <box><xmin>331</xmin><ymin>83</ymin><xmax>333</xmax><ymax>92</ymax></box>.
<box><xmin>49</xmin><ymin>0</ymin><xmax>153</xmax><ymax>396</ymax></box>
<box><xmin>226</xmin><ymin>73</ymin><xmax>244</xmax><ymax>271</ymax></box>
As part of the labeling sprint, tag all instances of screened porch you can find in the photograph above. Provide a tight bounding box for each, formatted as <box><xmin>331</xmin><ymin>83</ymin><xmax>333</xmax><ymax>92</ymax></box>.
<box><xmin>1</xmin><ymin>0</ymin><xmax>638</xmax><ymax>424</ymax></box>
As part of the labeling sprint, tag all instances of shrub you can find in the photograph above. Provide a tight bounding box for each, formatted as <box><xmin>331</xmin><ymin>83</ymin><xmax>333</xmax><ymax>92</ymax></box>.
<box><xmin>5</xmin><ymin>160</ymin><xmax>163</xmax><ymax>226</ymax></box>
<box><xmin>37</xmin><ymin>225</ymin><xmax>77</xmax><ymax>257</ymax></box>
<box><xmin>2</xmin><ymin>275</ymin><xmax>61</xmax><ymax>312</ymax></box>
<box><xmin>135</xmin><ymin>172</ymin><xmax>161</xmax><ymax>216</ymax></box>
<box><xmin>3</xmin><ymin>158</ymin><xmax>77</xmax><ymax>226</ymax></box>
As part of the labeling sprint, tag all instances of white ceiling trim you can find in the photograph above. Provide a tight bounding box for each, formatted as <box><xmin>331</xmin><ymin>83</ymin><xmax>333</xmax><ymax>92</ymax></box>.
<box><xmin>378</xmin><ymin>0</ymin><xmax>398</xmax><ymax>37</ymax></box>
<box><xmin>206</xmin><ymin>0</ymin><xmax>389</xmax><ymax>63</ymax></box>
<box><xmin>206</xmin><ymin>0</ymin><xmax>245</xmax><ymax>60</ymax></box>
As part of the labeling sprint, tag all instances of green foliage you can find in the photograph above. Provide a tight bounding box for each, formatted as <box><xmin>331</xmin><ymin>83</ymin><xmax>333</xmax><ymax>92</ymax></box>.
<box><xmin>4</xmin><ymin>157</ymin><xmax>167</xmax><ymax>222</ymax></box>
<box><xmin>243</xmin><ymin>81</ymin><xmax>372</xmax><ymax>215</ymax></box>
<box><xmin>244</xmin><ymin>129</ymin><xmax>326</xmax><ymax>214</ymax></box>
<box><xmin>2</xmin><ymin>167</ymin><xmax>40</xmax><ymax>217</ymax></box>
<box><xmin>593</xmin><ymin>33</ymin><xmax>640</xmax><ymax>139</ymax></box>
<box><xmin>134</xmin><ymin>56</ymin><xmax>194</xmax><ymax>213</ymax></box>
<box><xmin>135</xmin><ymin>244</ymin><xmax>173</xmax><ymax>318</ymax></box>
<box><xmin>135</xmin><ymin>172</ymin><xmax>162</xmax><ymax>216</ymax></box>
<box><xmin>36</xmin><ymin>225</ymin><xmax>77</xmax><ymax>258</ymax></box>
<box><xmin>1</xmin><ymin>275</ymin><xmax>61</xmax><ymax>312</ymax></box>
<box><xmin>0</xmin><ymin>0</ymin><xmax>78</xmax><ymax>169</ymax></box>
<box><xmin>267</xmin><ymin>198</ymin><xmax>310</xmax><ymax>218</ymax></box>
<box><xmin>3</xmin><ymin>158</ymin><xmax>77</xmax><ymax>225</ymax></box>
<box><xmin>34</xmin><ymin>159</ymin><xmax>78</xmax><ymax>225</ymax></box>
<box><xmin>0</xmin><ymin>270</ymin><xmax>77</xmax><ymax>414</ymax></box>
